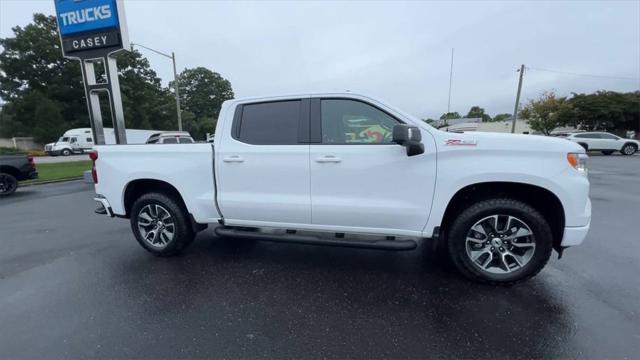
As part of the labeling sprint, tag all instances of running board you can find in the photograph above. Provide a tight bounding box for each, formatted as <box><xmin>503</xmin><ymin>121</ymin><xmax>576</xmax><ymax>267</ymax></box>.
<box><xmin>214</xmin><ymin>227</ymin><xmax>417</xmax><ymax>251</ymax></box>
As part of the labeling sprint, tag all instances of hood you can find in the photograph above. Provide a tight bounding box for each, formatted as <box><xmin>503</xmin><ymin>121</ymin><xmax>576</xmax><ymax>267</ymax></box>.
<box><xmin>434</xmin><ymin>130</ymin><xmax>585</xmax><ymax>154</ymax></box>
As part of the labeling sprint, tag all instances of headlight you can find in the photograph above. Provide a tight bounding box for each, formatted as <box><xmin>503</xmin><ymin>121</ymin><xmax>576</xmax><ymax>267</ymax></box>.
<box><xmin>567</xmin><ymin>153</ymin><xmax>588</xmax><ymax>173</ymax></box>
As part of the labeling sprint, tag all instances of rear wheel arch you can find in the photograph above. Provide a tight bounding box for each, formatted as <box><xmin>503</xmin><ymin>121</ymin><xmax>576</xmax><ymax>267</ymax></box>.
<box><xmin>123</xmin><ymin>179</ymin><xmax>189</xmax><ymax>218</ymax></box>
<box><xmin>439</xmin><ymin>182</ymin><xmax>565</xmax><ymax>251</ymax></box>
<box><xmin>0</xmin><ymin>165</ymin><xmax>20</xmax><ymax>178</ymax></box>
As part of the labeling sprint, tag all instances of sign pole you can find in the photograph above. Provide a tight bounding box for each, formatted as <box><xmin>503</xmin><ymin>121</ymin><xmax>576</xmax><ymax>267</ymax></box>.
<box><xmin>105</xmin><ymin>56</ymin><xmax>127</xmax><ymax>143</ymax></box>
<box><xmin>79</xmin><ymin>60</ymin><xmax>106</xmax><ymax>145</ymax></box>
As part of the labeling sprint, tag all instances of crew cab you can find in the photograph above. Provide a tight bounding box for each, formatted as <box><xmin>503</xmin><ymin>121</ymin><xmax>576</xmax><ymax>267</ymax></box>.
<box><xmin>91</xmin><ymin>93</ymin><xmax>591</xmax><ymax>285</ymax></box>
<box><xmin>0</xmin><ymin>154</ymin><xmax>37</xmax><ymax>196</ymax></box>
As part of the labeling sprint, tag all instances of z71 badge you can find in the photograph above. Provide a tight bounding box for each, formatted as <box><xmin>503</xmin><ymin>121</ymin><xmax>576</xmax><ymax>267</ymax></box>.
<box><xmin>445</xmin><ymin>139</ymin><xmax>478</xmax><ymax>146</ymax></box>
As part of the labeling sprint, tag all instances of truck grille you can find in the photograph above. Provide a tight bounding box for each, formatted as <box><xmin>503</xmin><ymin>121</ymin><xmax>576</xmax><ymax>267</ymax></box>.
<box><xmin>45</xmin><ymin>145</ymin><xmax>52</xmax><ymax>151</ymax></box>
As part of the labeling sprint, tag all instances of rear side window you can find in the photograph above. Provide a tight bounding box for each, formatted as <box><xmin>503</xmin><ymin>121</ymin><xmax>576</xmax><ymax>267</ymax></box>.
<box><xmin>178</xmin><ymin>137</ymin><xmax>194</xmax><ymax>144</ymax></box>
<box><xmin>162</xmin><ymin>137</ymin><xmax>178</xmax><ymax>144</ymax></box>
<box><xmin>574</xmin><ymin>133</ymin><xmax>600</xmax><ymax>139</ymax></box>
<box><xmin>236</xmin><ymin>100</ymin><xmax>301</xmax><ymax>145</ymax></box>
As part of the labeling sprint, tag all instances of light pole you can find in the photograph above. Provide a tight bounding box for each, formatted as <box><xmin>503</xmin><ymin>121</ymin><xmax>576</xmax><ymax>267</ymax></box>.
<box><xmin>130</xmin><ymin>42</ymin><xmax>183</xmax><ymax>131</ymax></box>
<box><xmin>511</xmin><ymin>64</ymin><xmax>525</xmax><ymax>134</ymax></box>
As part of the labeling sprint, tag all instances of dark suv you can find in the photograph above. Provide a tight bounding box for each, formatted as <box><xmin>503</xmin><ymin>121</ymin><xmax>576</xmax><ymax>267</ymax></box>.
<box><xmin>0</xmin><ymin>154</ymin><xmax>38</xmax><ymax>196</ymax></box>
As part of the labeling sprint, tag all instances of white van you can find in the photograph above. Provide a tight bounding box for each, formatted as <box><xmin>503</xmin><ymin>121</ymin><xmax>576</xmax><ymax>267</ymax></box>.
<box><xmin>44</xmin><ymin>128</ymin><xmax>159</xmax><ymax>156</ymax></box>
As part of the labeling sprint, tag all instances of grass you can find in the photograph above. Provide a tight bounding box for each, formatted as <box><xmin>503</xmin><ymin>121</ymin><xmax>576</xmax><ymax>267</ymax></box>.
<box><xmin>21</xmin><ymin>160</ymin><xmax>92</xmax><ymax>185</ymax></box>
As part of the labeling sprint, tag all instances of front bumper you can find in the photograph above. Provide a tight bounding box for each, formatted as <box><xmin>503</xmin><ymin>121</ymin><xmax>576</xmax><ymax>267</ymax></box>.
<box><xmin>561</xmin><ymin>222</ymin><xmax>590</xmax><ymax>246</ymax></box>
<box><xmin>561</xmin><ymin>198</ymin><xmax>591</xmax><ymax>246</ymax></box>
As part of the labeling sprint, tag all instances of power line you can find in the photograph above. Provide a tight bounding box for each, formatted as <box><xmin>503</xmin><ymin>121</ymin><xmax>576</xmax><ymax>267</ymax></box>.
<box><xmin>527</xmin><ymin>67</ymin><xmax>640</xmax><ymax>81</ymax></box>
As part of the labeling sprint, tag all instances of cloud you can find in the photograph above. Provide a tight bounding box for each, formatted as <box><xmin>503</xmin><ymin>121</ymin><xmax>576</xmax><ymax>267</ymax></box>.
<box><xmin>1</xmin><ymin>0</ymin><xmax>638</xmax><ymax>119</ymax></box>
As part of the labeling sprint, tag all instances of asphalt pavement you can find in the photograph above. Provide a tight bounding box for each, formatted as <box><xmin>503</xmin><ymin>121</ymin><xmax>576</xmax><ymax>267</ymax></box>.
<box><xmin>1</xmin><ymin>155</ymin><xmax>639</xmax><ymax>359</ymax></box>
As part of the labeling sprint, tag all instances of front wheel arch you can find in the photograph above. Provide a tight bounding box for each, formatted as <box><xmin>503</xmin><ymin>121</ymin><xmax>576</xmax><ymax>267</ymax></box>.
<box><xmin>439</xmin><ymin>182</ymin><xmax>565</xmax><ymax>253</ymax></box>
<box><xmin>621</xmin><ymin>142</ymin><xmax>638</xmax><ymax>155</ymax></box>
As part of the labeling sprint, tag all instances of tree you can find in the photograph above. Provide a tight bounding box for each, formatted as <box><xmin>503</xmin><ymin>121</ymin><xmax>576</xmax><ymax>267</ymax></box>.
<box><xmin>493</xmin><ymin>113</ymin><xmax>512</xmax><ymax>122</ymax></box>
<box><xmin>173</xmin><ymin>67</ymin><xmax>234</xmax><ymax>120</ymax></box>
<box><xmin>0</xmin><ymin>14</ymin><xmax>177</xmax><ymax>140</ymax></box>
<box><xmin>520</xmin><ymin>91</ymin><xmax>571</xmax><ymax>135</ymax></box>
<box><xmin>440</xmin><ymin>112</ymin><xmax>461</xmax><ymax>120</ymax></box>
<box><xmin>466</xmin><ymin>106</ymin><xmax>492</xmax><ymax>122</ymax></box>
<box><xmin>33</xmin><ymin>94</ymin><xmax>66</xmax><ymax>143</ymax></box>
<box><xmin>559</xmin><ymin>91</ymin><xmax>640</xmax><ymax>133</ymax></box>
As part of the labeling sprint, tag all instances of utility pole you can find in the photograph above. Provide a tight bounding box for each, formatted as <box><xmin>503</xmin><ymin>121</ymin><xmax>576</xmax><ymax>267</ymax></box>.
<box><xmin>511</xmin><ymin>64</ymin><xmax>525</xmax><ymax>133</ymax></box>
<box><xmin>171</xmin><ymin>52</ymin><xmax>182</xmax><ymax>131</ymax></box>
<box><xmin>130</xmin><ymin>43</ymin><xmax>183</xmax><ymax>131</ymax></box>
<box><xmin>447</xmin><ymin>48</ymin><xmax>454</xmax><ymax>114</ymax></box>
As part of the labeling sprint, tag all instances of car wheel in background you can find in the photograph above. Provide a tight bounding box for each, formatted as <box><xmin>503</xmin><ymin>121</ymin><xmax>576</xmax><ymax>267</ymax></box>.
<box><xmin>621</xmin><ymin>143</ymin><xmax>637</xmax><ymax>156</ymax></box>
<box><xmin>61</xmin><ymin>149</ymin><xmax>71</xmax><ymax>156</ymax></box>
<box><xmin>578</xmin><ymin>143</ymin><xmax>589</xmax><ymax>151</ymax></box>
<box><xmin>130</xmin><ymin>192</ymin><xmax>195</xmax><ymax>256</ymax></box>
<box><xmin>447</xmin><ymin>198</ymin><xmax>553</xmax><ymax>285</ymax></box>
<box><xmin>601</xmin><ymin>150</ymin><xmax>614</xmax><ymax>155</ymax></box>
<box><xmin>0</xmin><ymin>172</ymin><xmax>18</xmax><ymax>196</ymax></box>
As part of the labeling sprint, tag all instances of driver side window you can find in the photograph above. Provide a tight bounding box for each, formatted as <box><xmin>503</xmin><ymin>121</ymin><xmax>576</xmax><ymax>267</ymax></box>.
<box><xmin>320</xmin><ymin>99</ymin><xmax>400</xmax><ymax>144</ymax></box>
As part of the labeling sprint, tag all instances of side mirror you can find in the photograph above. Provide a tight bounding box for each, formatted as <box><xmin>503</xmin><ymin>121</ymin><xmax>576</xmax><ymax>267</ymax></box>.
<box><xmin>392</xmin><ymin>124</ymin><xmax>425</xmax><ymax>156</ymax></box>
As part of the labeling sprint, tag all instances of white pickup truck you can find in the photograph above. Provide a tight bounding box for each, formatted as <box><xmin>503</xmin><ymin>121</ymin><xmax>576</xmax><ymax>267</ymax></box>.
<box><xmin>91</xmin><ymin>92</ymin><xmax>591</xmax><ymax>285</ymax></box>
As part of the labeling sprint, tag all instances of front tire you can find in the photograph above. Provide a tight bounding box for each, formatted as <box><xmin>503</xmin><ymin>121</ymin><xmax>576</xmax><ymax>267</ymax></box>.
<box><xmin>621</xmin><ymin>143</ymin><xmax>637</xmax><ymax>155</ymax></box>
<box><xmin>0</xmin><ymin>173</ymin><xmax>18</xmax><ymax>196</ymax></box>
<box><xmin>447</xmin><ymin>198</ymin><xmax>553</xmax><ymax>285</ymax></box>
<box><xmin>61</xmin><ymin>148</ymin><xmax>71</xmax><ymax>156</ymax></box>
<box><xmin>130</xmin><ymin>192</ymin><xmax>195</xmax><ymax>256</ymax></box>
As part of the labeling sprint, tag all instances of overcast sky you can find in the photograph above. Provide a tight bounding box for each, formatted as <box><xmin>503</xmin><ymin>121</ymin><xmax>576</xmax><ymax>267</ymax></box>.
<box><xmin>1</xmin><ymin>0</ymin><xmax>639</xmax><ymax>119</ymax></box>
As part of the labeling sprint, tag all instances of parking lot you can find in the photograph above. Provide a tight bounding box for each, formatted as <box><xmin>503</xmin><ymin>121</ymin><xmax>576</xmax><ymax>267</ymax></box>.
<box><xmin>0</xmin><ymin>154</ymin><xmax>639</xmax><ymax>359</ymax></box>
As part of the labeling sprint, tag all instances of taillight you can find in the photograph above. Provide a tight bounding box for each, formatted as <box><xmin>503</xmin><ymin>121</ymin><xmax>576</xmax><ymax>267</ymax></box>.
<box><xmin>89</xmin><ymin>151</ymin><xmax>98</xmax><ymax>183</ymax></box>
<box><xmin>27</xmin><ymin>155</ymin><xmax>36</xmax><ymax>170</ymax></box>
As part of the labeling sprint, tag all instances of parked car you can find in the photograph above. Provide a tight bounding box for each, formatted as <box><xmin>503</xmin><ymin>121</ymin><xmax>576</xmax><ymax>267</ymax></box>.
<box><xmin>145</xmin><ymin>132</ymin><xmax>195</xmax><ymax>144</ymax></box>
<box><xmin>564</xmin><ymin>131</ymin><xmax>639</xmax><ymax>155</ymax></box>
<box><xmin>45</xmin><ymin>128</ymin><xmax>160</xmax><ymax>156</ymax></box>
<box><xmin>91</xmin><ymin>92</ymin><xmax>591</xmax><ymax>285</ymax></box>
<box><xmin>0</xmin><ymin>154</ymin><xmax>38</xmax><ymax>196</ymax></box>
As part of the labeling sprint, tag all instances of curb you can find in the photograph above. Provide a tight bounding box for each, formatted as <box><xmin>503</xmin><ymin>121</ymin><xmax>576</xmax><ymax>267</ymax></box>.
<box><xmin>20</xmin><ymin>177</ymin><xmax>85</xmax><ymax>187</ymax></box>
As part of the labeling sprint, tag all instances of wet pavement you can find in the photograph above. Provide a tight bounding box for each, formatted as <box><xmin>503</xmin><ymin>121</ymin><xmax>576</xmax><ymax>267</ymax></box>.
<box><xmin>1</xmin><ymin>155</ymin><xmax>639</xmax><ymax>359</ymax></box>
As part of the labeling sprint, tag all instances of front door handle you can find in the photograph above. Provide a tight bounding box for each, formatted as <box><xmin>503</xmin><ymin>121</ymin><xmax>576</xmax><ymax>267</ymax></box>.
<box><xmin>223</xmin><ymin>155</ymin><xmax>244</xmax><ymax>163</ymax></box>
<box><xmin>315</xmin><ymin>155</ymin><xmax>341</xmax><ymax>163</ymax></box>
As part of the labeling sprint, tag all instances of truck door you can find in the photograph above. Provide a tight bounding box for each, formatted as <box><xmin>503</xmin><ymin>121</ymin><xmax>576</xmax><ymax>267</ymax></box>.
<box><xmin>309</xmin><ymin>98</ymin><xmax>436</xmax><ymax>235</ymax></box>
<box><xmin>216</xmin><ymin>99</ymin><xmax>311</xmax><ymax>225</ymax></box>
<box><xmin>69</xmin><ymin>137</ymin><xmax>80</xmax><ymax>151</ymax></box>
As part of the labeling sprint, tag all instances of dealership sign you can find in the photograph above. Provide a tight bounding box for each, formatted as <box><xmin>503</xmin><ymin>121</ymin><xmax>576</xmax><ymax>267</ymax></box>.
<box><xmin>54</xmin><ymin>0</ymin><xmax>129</xmax><ymax>57</ymax></box>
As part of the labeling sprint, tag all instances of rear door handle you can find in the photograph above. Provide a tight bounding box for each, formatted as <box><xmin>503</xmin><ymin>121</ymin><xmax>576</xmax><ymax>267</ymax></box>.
<box><xmin>223</xmin><ymin>155</ymin><xmax>244</xmax><ymax>163</ymax></box>
<box><xmin>315</xmin><ymin>155</ymin><xmax>341</xmax><ymax>163</ymax></box>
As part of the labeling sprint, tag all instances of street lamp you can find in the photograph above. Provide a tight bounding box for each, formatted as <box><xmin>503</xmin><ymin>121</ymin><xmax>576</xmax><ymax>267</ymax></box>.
<box><xmin>130</xmin><ymin>42</ymin><xmax>183</xmax><ymax>131</ymax></box>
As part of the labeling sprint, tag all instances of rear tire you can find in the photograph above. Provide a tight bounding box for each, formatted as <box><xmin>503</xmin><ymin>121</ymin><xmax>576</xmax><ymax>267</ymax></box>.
<box><xmin>621</xmin><ymin>143</ymin><xmax>637</xmax><ymax>155</ymax></box>
<box><xmin>0</xmin><ymin>172</ymin><xmax>18</xmax><ymax>196</ymax></box>
<box><xmin>130</xmin><ymin>192</ymin><xmax>195</xmax><ymax>256</ymax></box>
<box><xmin>447</xmin><ymin>198</ymin><xmax>553</xmax><ymax>285</ymax></box>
